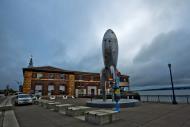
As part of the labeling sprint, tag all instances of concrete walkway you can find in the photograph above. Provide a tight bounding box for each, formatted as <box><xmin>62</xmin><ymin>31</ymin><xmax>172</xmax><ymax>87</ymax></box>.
<box><xmin>3</xmin><ymin>110</ymin><xmax>19</xmax><ymax>127</ymax></box>
<box><xmin>14</xmin><ymin>100</ymin><xmax>190</xmax><ymax>127</ymax></box>
<box><xmin>0</xmin><ymin>96</ymin><xmax>19</xmax><ymax>127</ymax></box>
<box><xmin>119</xmin><ymin>103</ymin><xmax>190</xmax><ymax>127</ymax></box>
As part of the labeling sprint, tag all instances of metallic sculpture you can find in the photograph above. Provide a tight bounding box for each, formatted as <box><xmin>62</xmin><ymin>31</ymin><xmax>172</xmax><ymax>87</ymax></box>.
<box><xmin>100</xmin><ymin>29</ymin><xmax>121</xmax><ymax>111</ymax></box>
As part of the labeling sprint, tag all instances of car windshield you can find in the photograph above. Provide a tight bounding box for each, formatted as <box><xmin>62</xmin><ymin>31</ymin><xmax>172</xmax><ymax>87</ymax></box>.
<box><xmin>18</xmin><ymin>95</ymin><xmax>31</xmax><ymax>98</ymax></box>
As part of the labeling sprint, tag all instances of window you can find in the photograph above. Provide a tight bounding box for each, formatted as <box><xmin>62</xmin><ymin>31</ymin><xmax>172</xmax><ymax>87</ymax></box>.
<box><xmin>59</xmin><ymin>85</ymin><xmax>65</xmax><ymax>91</ymax></box>
<box><xmin>32</xmin><ymin>73</ymin><xmax>37</xmax><ymax>78</ymax></box>
<box><xmin>120</xmin><ymin>77</ymin><xmax>127</xmax><ymax>82</ymax></box>
<box><xmin>48</xmin><ymin>85</ymin><xmax>54</xmax><ymax>95</ymax></box>
<box><xmin>60</xmin><ymin>74</ymin><xmax>65</xmax><ymax>79</ymax></box>
<box><xmin>35</xmin><ymin>85</ymin><xmax>42</xmax><ymax>90</ymax></box>
<box><xmin>37</xmin><ymin>73</ymin><xmax>43</xmax><ymax>79</ymax></box>
<box><xmin>78</xmin><ymin>89</ymin><xmax>84</xmax><ymax>95</ymax></box>
<box><xmin>35</xmin><ymin>85</ymin><xmax>42</xmax><ymax>96</ymax></box>
<box><xmin>79</xmin><ymin>75</ymin><xmax>82</xmax><ymax>80</ymax></box>
<box><xmin>48</xmin><ymin>85</ymin><xmax>54</xmax><ymax>90</ymax></box>
<box><xmin>49</xmin><ymin>73</ymin><xmax>55</xmax><ymax>79</ymax></box>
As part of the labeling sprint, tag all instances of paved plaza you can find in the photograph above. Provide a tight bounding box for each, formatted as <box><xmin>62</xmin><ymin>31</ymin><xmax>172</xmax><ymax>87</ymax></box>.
<box><xmin>13</xmin><ymin>98</ymin><xmax>190</xmax><ymax>127</ymax></box>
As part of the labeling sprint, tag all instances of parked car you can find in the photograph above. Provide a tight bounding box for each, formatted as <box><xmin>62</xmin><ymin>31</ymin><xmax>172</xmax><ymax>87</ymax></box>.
<box><xmin>30</xmin><ymin>94</ymin><xmax>37</xmax><ymax>101</ymax></box>
<box><xmin>15</xmin><ymin>94</ymin><xmax>33</xmax><ymax>105</ymax></box>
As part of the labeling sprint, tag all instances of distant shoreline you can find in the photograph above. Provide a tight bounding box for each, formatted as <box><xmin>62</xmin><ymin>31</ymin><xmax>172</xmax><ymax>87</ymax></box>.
<box><xmin>136</xmin><ymin>86</ymin><xmax>190</xmax><ymax>91</ymax></box>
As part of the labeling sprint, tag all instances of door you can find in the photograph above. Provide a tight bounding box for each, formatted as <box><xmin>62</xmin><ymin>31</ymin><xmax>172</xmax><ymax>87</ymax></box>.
<box><xmin>87</xmin><ymin>86</ymin><xmax>97</xmax><ymax>96</ymax></box>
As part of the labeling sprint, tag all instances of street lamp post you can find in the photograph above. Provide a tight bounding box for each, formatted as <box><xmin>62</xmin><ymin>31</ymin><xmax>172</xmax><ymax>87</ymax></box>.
<box><xmin>168</xmin><ymin>64</ymin><xmax>177</xmax><ymax>104</ymax></box>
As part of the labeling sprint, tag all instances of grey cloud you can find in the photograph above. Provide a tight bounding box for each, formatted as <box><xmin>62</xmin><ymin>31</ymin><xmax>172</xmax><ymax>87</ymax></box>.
<box><xmin>1</xmin><ymin>0</ymin><xmax>190</xmax><ymax>90</ymax></box>
<box><xmin>52</xmin><ymin>39</ymin><xmax>103</xmax><ymax>72</ymax></box>
<box><xmin>130</xmin><ymin>29</ymin><xmax>190</xmax><ymax>87</ymax></box>
<box><xmin>0</xmin><ymin>32</ymin><xmax>25</xmax><ymax>89</ymax></box>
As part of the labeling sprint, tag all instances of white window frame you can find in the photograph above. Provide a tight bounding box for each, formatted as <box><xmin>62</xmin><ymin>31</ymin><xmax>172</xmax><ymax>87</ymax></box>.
<box><xmin>37</xmin><ymin>73</ymin><xmax>43</xmax><ymax>79</ymax></box>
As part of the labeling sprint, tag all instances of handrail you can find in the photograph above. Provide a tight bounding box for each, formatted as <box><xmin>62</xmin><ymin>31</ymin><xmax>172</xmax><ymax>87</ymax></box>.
<box><xmin>140</xmin><ymin>95</ymin><xmax>190</xmax><ymax>104</ymax></box>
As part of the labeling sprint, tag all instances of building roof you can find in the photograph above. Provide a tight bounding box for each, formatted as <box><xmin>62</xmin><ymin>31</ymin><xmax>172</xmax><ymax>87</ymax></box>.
<box><xmin>22</xmin><ymin>66</ymin><xmax>99</xmax><ymax>75</ymax></box>
<box><xmin>23</xmin><ymin>66</ymin><xmax>64</xmax><ymax>72</ymax></box>
<box><xmin>23</xmin><ymin>66</ymin><xmax>129</xmax><ymax>77</ymax></box>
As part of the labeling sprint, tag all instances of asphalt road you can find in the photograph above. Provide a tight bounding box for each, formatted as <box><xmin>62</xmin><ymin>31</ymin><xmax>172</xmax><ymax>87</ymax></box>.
<box><xmin>14</xmin><ymin>101</ymin><xmax>190</xmax><ymax>127</ymax></box>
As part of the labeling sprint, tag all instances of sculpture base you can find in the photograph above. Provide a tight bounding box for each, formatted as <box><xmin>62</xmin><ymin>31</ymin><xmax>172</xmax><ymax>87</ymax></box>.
<box><xmin>86</xmin><ymin>99</ymin><xmax>140</xmax><ymax>108</ymax></box>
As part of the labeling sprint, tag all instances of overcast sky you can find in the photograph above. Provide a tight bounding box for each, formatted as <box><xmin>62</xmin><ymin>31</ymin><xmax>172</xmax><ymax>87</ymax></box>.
<box><xmin>0</xmin><ymin>0</ymin><xmax>190</xmax><ymax>90</ymax></box>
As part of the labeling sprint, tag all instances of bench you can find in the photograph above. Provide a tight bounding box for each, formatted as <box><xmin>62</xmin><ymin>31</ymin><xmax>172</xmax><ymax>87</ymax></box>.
<box><xmin>85</xmin><ymin>109</ymin><xmax>120</xmax><ymax>125</ymax></box>
<box><xmin>66</xmin><ymin>106</ymin><xmax>91</xmax><ymax>116</ymax></box>
<box><xmin>54</xmin><ymin>104</ymin><xmax>73</xmax><ymax>114</ymax></box>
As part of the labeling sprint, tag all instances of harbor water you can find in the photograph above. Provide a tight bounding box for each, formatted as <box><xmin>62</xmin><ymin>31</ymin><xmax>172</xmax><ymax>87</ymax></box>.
<box><xmin>137</xmin><ymin>89</ymin><xmax>190</xmax><ymax>103</ymax></box>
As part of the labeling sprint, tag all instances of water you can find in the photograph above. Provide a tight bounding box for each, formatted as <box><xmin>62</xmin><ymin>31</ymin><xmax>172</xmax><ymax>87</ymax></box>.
<box><xmin>136</xmin><ymin>89</ymin><xmax>190</xmax><ymax>103</ymax></box>
<box><xmin>137</xmin><ymin>89</ymin><xmax>190</xmax><ymax>96</ymax></box>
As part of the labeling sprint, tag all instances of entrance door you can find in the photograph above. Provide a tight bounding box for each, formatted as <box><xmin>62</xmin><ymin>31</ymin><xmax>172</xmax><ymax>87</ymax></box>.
<box><xmin>87</xmin><ymin>86</ymin><xmax>97</xmax><ymax>96</ymax></box>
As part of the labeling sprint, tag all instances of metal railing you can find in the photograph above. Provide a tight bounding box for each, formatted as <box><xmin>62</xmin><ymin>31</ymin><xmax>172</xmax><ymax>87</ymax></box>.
<box><xmin>140</xmin><ymin>95</ymin><xmax>190</xmax><ymax>104</ymax></box>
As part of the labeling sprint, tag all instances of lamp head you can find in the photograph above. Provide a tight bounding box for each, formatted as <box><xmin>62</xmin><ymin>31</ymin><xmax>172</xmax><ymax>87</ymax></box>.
<box><xmin>168</xmin><ymin>63</ymin><xmax>171</xmax><ymax>68</ymax></box>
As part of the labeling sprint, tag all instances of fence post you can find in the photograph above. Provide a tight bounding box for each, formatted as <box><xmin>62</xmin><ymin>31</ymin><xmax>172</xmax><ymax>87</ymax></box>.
<box><xmin>171</xmin><ymin>95</ymin><xmax>173</xmax><ymax>103</ymax></box>
<box><xmin>187</xmin><ymin>96</ymin><xmax>189</xmax><ymax>104</ymax></box>
<box><xmin>158</xmin><ymin>95</ymin><xmax>160</xmax><ymax>103</ymax></box>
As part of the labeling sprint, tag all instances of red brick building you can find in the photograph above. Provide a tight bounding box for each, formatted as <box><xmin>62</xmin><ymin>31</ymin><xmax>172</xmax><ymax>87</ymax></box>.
<box><xmin>22</xmin><ymin>66</ymin><xmax>129</xmax><ymax>96</ymax></box>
